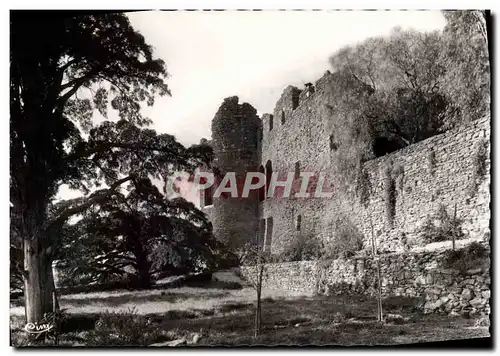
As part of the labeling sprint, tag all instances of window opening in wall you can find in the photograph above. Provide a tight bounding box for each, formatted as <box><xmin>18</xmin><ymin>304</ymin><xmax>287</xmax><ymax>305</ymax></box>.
<box><xmin>259</xmin><ymin>165</ymin><xmax>265</xmax><ymax>202</ymax></box>
<box><xmin>305</xmin><ymin>83</ymin><xmax>315</xmax><ymax>96</ymax></box>
<box><xmin>292</xmin><ymin>92</ymin><xmax>300</xmax><ymax>110</ymax></box>
<box><xmin>258</xmin><ymin>219</ymin><xmax>266</xmax><ymax>247</ymax></box>
<box><xmin>269</xmin><ymin>115</ymin><xmax>273</xmax><ymax>131</ymax></box>
<box><xmin>329</xmin><ymin>135</ymin><xmax>339</xmax><ymax>151</ymax></box>
<box><xmin>265</xmin><ymin>160</ymin><xmax>272</xmax><ymax>199</ymax></box>
<box><xmin>281</xmin><ymin>110</ymin><xmax>286</xmax><ymax>125</ymax></box>
<box><xmin>296</xmin><ymin>215</ymin><xmax>302</xmax><ymax>231</ymax></box>
<box><xmin>203</xmin><ymin>183</ymin><xmax>213</xmax><ymax>207</ymax></box>
<box><xmin>294</xmin><ymin>161</ymin><xmax>300</xmax><ymax>180</ymax></box>
<box><xmin>265</xmin><ymin>217</ymin><xmax>273</xmax><ymax>250</ymax></box>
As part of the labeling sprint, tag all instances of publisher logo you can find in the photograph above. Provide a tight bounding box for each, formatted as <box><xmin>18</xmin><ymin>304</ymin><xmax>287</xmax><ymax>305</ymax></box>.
<box><xmin>24</xmin><ymin>322</ymin><xmax>54</xmax><ymax>334</ymax></box>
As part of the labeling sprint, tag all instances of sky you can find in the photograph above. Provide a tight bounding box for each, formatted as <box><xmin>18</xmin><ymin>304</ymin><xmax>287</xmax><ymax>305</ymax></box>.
<box><xmin>126</xmin><ymin>10</ymin><xmax>447</xmax><ymax>147</ymax></box>
<box><xmin>56</xmin><ymin>10</ymin><xmax>447</xmax><ymax>202</ymax></box>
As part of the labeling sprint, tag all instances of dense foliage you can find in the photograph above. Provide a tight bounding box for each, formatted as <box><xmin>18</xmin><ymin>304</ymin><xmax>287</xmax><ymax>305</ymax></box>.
<box><xmin>56</xmin><ymin>178</ymin><xmax>220</xmax><ymax>289</ymax></box>
<box><xmin>10</xmin><ymin>11</ymin><xmax>212</xmax><ymax>322</ymax></box>
<box><xmin>322</xmin><ymin>217</ymin><xmax>364</xmax><ymax>259</ymax></box>
<box><xmin>327</xmin><ymin>10</ymin><xmax>490</xmax><ymax>187</ymax></box>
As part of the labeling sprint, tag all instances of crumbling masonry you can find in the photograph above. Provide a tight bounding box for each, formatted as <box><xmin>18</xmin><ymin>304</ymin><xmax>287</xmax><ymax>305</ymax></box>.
<box><xmin>201</xmin><ymin>70</ymin><xmax>491</xmax><ymax>254</ymax></box>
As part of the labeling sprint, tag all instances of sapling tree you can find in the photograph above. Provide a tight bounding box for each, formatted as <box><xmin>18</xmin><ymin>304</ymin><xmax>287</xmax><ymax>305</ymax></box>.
<box><xmin>239</xmin><ymin>242</ymin><xmax>270</xmax><ymax>338</ymax></box>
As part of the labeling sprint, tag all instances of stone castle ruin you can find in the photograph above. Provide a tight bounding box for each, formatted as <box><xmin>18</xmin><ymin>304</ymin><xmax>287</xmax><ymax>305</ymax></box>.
<box><xmin>201</xmin><ymin>70</ymin><xmax>491</xmax><ymax>256</ymax></box>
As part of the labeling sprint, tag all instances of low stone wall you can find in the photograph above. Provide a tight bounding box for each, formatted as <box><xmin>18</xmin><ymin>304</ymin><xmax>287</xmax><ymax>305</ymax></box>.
<box><xmin>240</xmin><ymin>245</ymin><xmax>490</xmax><ymax>316</ymax></box>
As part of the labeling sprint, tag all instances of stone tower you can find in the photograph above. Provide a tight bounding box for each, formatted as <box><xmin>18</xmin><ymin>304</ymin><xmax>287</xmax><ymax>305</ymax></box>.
<box><xmin>203</xmin><ymin>96</ymin><xmax>262</xmax><ymax>251</ymax></box>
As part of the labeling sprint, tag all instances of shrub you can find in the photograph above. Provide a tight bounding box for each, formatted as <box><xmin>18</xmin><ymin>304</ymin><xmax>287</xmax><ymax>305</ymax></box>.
<box><xmin>323</xmin><ymin>217</ymin><xmax>364</xmax><ymax>259</ymax></box>
<box><xmin>419</xmin><ymin>204</ymin><xmax>464</xmax><ymax>243</ymax></box>
<box><xmin>278</xmin><ymin>232</ymin><xmax>324</xmax><ymax>262</ymax></box>
<box><xmin>442</xmin><ymin>241</ymin><xmax>488</xmax><ymax>274</ymax></box>
<box><xmin>86</xmin><ymin>307</ymin><xmax>162</xmax><ymax>346</ymax></box>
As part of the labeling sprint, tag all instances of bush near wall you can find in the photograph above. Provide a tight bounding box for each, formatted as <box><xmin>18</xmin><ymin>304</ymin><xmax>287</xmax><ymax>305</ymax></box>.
<box><xmin>418</xmin><ymin>204</ymin><xmax>465</xmax><ymax>243</ymax></box>
<box><xmin>323</xmin><ymin>217</ymin><xmax>364</xmax><ymax>259</ymax></box>
<box><xmin>276</xmin><ymin>231</ymin><xmax>324</xmax><ymax>262</ymax></box>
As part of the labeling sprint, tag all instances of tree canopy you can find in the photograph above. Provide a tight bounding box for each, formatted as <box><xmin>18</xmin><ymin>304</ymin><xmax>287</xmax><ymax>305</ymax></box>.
<box><xmin>10</xmin><ymin>11</ymin><xmax>212</xmax><ymax>323</ymax></box>
<box><xmin>56</xmin><ymin>178</ymin><xmax>219</xmax><ymax>289</ymax></box>
<box><xmin>326</xmin><ymin>10</ymin><xmax>490</xmax><ymax>188</ymax></box>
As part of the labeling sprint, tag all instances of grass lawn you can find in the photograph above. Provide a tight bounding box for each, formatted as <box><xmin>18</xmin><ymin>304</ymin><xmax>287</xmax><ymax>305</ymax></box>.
<box><xmin>10</xmin><ymin>284</ymin><xmax>490</xmax><ymax>347</ymax></box>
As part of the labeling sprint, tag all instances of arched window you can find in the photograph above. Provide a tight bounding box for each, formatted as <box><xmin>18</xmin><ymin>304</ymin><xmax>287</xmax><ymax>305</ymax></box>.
<box><xmin>259</xmin><ymin>165</ymin><xmax>265</xmax><ymax>202</ymax></box>
<box><xmin>265</xmin><ymin>160</ymin><xmax>272</xmax><ymax>199</ymax></box>
<box><xmin>269</xmin><ymin>115</ymin><xmax>274</xmax><ymax>131</ymax></box>
<box><xmin>281</xmin><ymin>110</ymin><xmax>285</xmax><ymax>125</ymax></box>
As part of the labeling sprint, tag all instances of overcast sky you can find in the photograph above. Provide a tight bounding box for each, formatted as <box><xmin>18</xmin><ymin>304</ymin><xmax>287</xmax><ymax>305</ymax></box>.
<box><xmin>57</xmin><ymin>10</ymin><xmax>446</xmax><ymax>202</ymax></box>
<box><xmin>126</xmin><ymin>10</ymin><xmax>446</xmax><ymax>147</ymax></box>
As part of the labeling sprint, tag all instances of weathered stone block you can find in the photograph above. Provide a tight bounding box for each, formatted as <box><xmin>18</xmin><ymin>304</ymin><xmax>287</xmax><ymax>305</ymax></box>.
<box><xmin>469</xmin><ymin>297</ymin><xmax>486</xmax><ymax>309</ymax></box>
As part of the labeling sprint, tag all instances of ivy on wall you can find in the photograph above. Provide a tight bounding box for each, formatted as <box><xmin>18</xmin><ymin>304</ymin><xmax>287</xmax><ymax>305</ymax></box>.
<box><xmin>383</xmin><ymin>163</ymin><xmax>396</xmax><ymax>228</ymax></box>
<box><xmin>381</xmin><ymin>162</ymin><xmax>405</xmax><ymax>229</ymax></box>
<box><xmin>355</xmin><ymin>164</ymin><xmax>371</xmax><ymax>208</ymax></box>
<box><xmin>467</xmin><ymin>139</ymin><xmax>488</xmax><ymax>199</ymax></box>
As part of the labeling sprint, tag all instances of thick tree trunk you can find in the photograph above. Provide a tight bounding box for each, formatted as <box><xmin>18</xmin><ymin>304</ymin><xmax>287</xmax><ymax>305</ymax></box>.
<box><xmin>136</xmin><ymin>254</ymin><xmax>151</xmax><ymax>289</ymax></box>
<box><xmin>133</xmin><ymin>238</ymin><xmax>152</xmax><ymax>289</ymax></box>
<box><xmin>23</xmin><ymin>237</ymin><xmax>54</xmax><ymax>324</ymax></box>
<box><xmin>45</xmin><ymin>263</ymin><xmax>57</xmax><ymax>310</ymax></box>
<box><xmin>137</xmin><ymin>263</ymin><xmax>151</xmax><ymax>289</ymax></box>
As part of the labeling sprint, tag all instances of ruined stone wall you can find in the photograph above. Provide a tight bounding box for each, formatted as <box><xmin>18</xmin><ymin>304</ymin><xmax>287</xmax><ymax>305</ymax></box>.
<box><xmin>205</xmin><ymin>96</ymin><xmax>262</xmax><ymax>250</ymax></box>
<box><xmin>240</xmin><ymin>245</ymin><xmax>491</xmax><ymax>316</ymax></box>
<box><xmin>344</xmin><ymin>116</ymin><xmax>491</xmax><ymax>252</ymax></box>
<box><xmin>259</xmin><ymin>71</ymin><xmax>343</xmax><ymax>250</ymax></box>
<box><xmin>206</xmin><ymin>71</ymin><xmax>490</xmax><ymax>255</ymax></box>
<box><xmin>258</xmin><ymin>68</ymin><xmax>490</xmax><ymax>252</ymax></box>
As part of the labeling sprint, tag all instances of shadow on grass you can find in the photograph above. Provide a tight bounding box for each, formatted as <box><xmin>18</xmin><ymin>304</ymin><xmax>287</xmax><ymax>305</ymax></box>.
<box><xmin>58</xmin><ymin>290</ymin><xmax>230</xmax><ymax>308</ymax></box>
<box><xmin>61</xmin><ymin>314</ymin><xmax>101</xmax><ymax>333</ymax></box>
<box><xmin>159</xmin><ymin>294</ymin><xmax>428</xmax><ymax>344</ymax></box>
<box><xmin>12</xmin><ymin>292</ymin><xmax>480</xmax><ymax>347</ymax></box>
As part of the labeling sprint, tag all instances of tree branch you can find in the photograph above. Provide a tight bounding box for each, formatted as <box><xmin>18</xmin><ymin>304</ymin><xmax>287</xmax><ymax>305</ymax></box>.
<box><xmin>67</xmin><ymin>140</ymin><xmax>183</xmax><ymax>165</ymax></box>
<box><xmin>44</xmin><ymin>174</ymin><xmax>135</xmax><ymax>230</ymax></box>
<box><xmin>58</xmin><ymin>58</ymin><xmax>80</xmax><ymax>74</ymax></box>
<box><xmin>56</xmin><ymin>65</ymin><xmax>104</xmax><ymax>114</ymax></box>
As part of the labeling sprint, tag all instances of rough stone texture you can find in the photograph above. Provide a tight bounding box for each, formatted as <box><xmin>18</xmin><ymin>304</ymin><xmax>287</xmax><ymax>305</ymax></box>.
<box><xmin>203</xmin><ymin>71</ymin><xmax>491</xmax><ymax>254</ymax></box>
<box><xmin>240</xmin><ymin>245</ymin><xmax>491</xmax><ymax>316</ymax></box>
<box><xmin>203</xmin><ymin>96</ymin><xmax>262</xmax><ymax>250</ymax></box>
